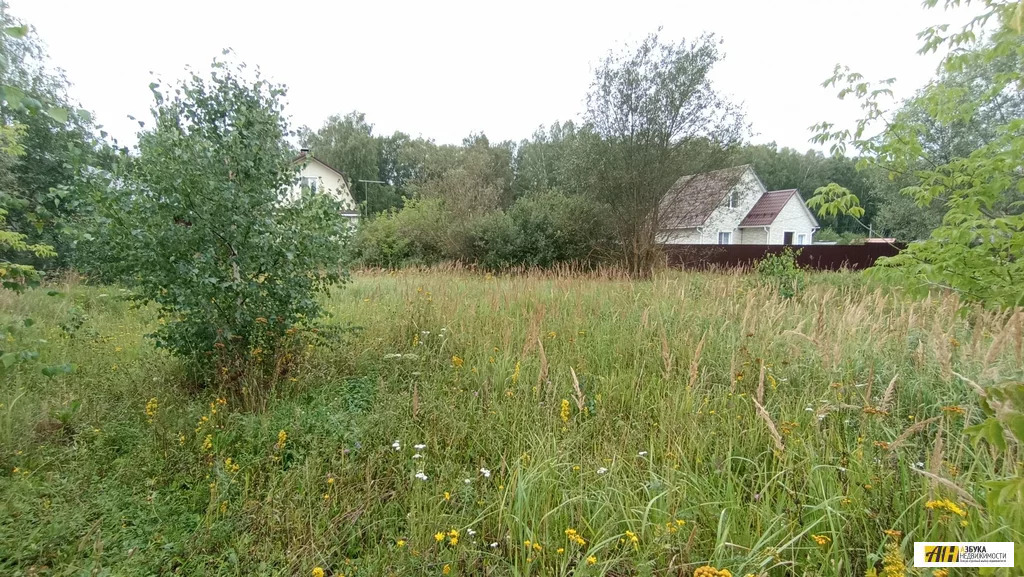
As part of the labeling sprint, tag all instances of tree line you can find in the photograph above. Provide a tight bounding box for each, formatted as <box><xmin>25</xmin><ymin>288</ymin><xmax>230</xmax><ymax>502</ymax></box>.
<box><xmin>1</xmin><ymin>0</ymin><xmax>1021</xmax><ymax>384</ymax></box>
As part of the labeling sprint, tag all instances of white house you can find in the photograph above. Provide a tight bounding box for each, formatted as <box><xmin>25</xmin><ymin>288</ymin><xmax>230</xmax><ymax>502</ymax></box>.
<box><xmin>657</xmin><ymin>165</ymin><xmax>819</xmax><ymax>245</ymax></box>
<box><xmin>289</xmin><ymin>150</ymin><xmax>360</xmax><ymax>225</ymax></box>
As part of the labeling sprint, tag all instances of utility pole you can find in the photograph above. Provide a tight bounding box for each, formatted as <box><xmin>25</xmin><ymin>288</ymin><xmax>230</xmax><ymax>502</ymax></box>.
<box><xmin>357</xmin><ymin>180</ymin><xmax>386</xmax><ymax>218</ymax></box>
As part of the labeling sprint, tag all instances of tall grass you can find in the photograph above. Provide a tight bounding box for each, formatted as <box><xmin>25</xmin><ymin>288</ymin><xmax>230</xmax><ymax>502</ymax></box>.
<box><xmin>0</xmin><ymin>270</ymin><xmax>1020</xmax><ymax>576</ymax></box>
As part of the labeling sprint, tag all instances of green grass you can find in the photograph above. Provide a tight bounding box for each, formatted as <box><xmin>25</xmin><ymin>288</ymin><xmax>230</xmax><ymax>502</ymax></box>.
<box><xmin>1</xmin><ymin>270</ymin><xmax>1020</xmax><ymax>576</ymax></box>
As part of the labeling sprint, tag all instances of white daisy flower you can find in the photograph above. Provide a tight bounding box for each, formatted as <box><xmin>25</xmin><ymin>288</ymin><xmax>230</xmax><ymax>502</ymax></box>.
<box><xmin>480</xmin><ymin>467</ymin><xmax>491</xmax><ymax>478</ymax></box>
<box><xmin>391</xmin><ymin>440</ymin><xmax>401</xmax><ymax>451</ymax></box>
<box><xmin>596</xmin><ymin>467</ymin><xmax>608</xmax><ymax>474</ymax></box>
<box><xmin>412</xmin><ymin>453</ymin><xmax>423</xmax><ymax>459</ymax></box>
<box><xmin>467</xmin><ymin>528</ymin><xmax>477</xmax><ymax>536</ymax></box>
<box><xmin>414</xmin><ymin>471</ymin><xmax>428</xmax><ymax>481</ymax></box>
<box><xmin>414</xmin><ymin>443</ymin><xmax>426</xmax><ymax>450</ymax></box>
<box><xmin>464</xmin><ymin>478</ymin><xmax>472</xmax><ymax>484</ymax></box>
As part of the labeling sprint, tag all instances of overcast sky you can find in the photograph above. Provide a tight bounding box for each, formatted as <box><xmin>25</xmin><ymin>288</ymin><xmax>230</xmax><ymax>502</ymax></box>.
<box><xmin>12</xmin><ymin>0</ymin><xmax>969</xmax><ymax>151</ymax></box>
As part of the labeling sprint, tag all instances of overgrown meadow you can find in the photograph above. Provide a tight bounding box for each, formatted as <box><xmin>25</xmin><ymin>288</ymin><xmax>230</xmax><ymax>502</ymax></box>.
<box><xmin>1</xmin><ymin>270</ymin><xmax>1021</xmax><ymax>576</ymax></box>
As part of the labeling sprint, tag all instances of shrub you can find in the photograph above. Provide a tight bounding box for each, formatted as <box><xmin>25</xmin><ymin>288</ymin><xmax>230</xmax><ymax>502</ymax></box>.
<box><xmin>506</xmin><ymin>190</ymin><xmax>611</xmax><ymax>268</ymax></box>
<box><xmin>352</xmin><ymin>198</ymin><xmax>448</xmax><ymax>268</ymax></box>
<box><xmin>82</xmin><ymin>58</ymin><xmax>348</xmax><ymax>383</ymax></box>
<box><xmin>756</xmin><ymin>248</ymin><xmax>804</xmax><ymax>298</ymax></box>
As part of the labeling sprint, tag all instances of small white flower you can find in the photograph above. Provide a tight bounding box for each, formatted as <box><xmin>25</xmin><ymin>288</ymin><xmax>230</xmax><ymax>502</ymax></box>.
<box><xmin>914</xmin><ymin>461</ymin><xmax>924</xmax><ymax>469</ymax></box>
<box><xmin>467</xmin><ymin>528</ymin><xmax>477</xmax><ymax>536</ymax></box>
<box><xmin>638</xmin><ymin>451</ymin><xmax>648</xmax><ymax>457</ymax></box>
<box><xmin>414</xmin><ymin>471</ymin><xmax>428</xmax><ymax>481</ymax></box>
<box><xmin>412</xmin><ymin>453</ymin><xmax>423</xmax><ymax>459</ymax></box>
<box><xmin>480</xmin><ymin>467</ymin><xmax>491</xmax><ymax>478</ymax></box>
<box><xmin>414</xmin><ymin>443</ymin><xmax>426</xmax><ymax>450</ymax></box>
<box><xmin>490</xmin><ymin>542</ymin><xmax>498</xmax><ymax>548</ymax></box>
<box><xmin>596</xmin><ymin>467</ymin><xmax>608</xmax><ymax>474</ymax></box>
<box><xmin>391</xmin><ymin>440</ymin><xmax>401</xmax><ymax>451</ymax></box>
<box><xmin>464</xmin><ymin>478</ymin><xmax>472</xmax><ymax>484</ymax></box>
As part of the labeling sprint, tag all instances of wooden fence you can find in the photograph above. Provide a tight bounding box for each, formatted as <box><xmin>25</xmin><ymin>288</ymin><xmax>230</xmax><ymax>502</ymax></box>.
<box><xmin>661</xmin><ymin>243</ymin><xmax>905</xmax><ymax>271</ymax></box>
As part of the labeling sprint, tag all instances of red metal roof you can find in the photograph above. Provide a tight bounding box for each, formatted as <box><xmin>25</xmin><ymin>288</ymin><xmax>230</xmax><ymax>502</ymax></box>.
<box><xmin>739</xmin><ymin>189</ymin><xmax>798</xmax><ymax>227</ymax></box>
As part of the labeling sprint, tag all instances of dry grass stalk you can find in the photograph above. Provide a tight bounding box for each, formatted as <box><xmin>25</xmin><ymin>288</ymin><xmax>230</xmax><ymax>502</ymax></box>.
<box><xmin>753</xmin><ymin>399</ymin><xmax>785</xmax><ymax>453</ymax></box>
<box><xmin>569</xmin><ymin>367</ymin><xmax>586</xmax><ymax>411</ymax></box>
<box><xmin>929</xmin><ymin>426</ymin><xmax>944</xmax><ymax>478</ymax></box>
<box><xmin>520</xmin><ymin>305</ymin><xmax>545</xmax><ymax>358</ymax></box>
<box><xmin>660</xmin><ymin>326</ymin><xmax>673</xmax><ymax>380</ymax></box>
<box><xmin>879</xmin><ymin>374</ymin><xmax>899</xmax><ymax>414</ymax></box>
<box><xmin>412</xmin><ymin>381</ymin><xmax>419</xmax><ymax>419</ymax></box>
<box><xmin>687</xmin><ymin>331</ymin><xmax>706</xmax><ymax>390</ymax></box>
<box><xmin>864</xmin><ymin>365</ymin><xmax>875</xmax><ymax>406</ymax></box>
<box><xmin>536</xmin><ymin>338</ymin><xmax>549</xmax><ymax>388</ymax></box>
<box><xmin>888</xmin><ymin>416</ymin><xmax>941</xmax><ymax>449</ymax></box>
<box><xmin>984</xmin><ymin>310</ymin><xmax>1019</xmax><ymax>372</ymax></box>
<box><xmin>756</xmin><ymin>360</ymin><xmax>766</xmax><ymax>406</ymax></box>
<box><xmin>952</xmin><ymin>371</ymin><xmax>986</xmax><ymax>397</ymax></box>
<box><xmin>909</xmin><ymin>467</ymin><xmax>982</xmax><ymax>509</ymax></box>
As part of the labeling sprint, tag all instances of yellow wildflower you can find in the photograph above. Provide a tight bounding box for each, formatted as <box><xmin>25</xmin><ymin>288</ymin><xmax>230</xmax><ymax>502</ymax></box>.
<box><xmin>275</xmin><ymin>430</ymin><xmax>287</xmax><ymax>450</ymax></box>
<box><xmin>145</xmin><ymin>398</ymin><xmax>159</xmax><ymax>422</ymax></box>
<box><xmin>924</xmin><ymin>499</ymin><xmax>967</xmax><ymax>517</ymax></box>
<box><xmin>201</xmin><ymin>434</ymin><xmax>213</xmax><ymax>452</ymax></box>
<box><xmin>444</xmin><ymin>491</ymin><xmax>451</xmax><ymax>501</ymax></box>
<box><xmin>812</xmin><ymin>534</ymin><xmax>831</xmax><ymax>546</ymax></box>
<box><xmin>434</xmin><ymin>532</ymin><xmax>445</xmax><ymax>542</ymax></box>
<box><xmin>312</xmin><ymin>568</ymin><xmax>325</xmax><ymax>577</ymax></box>
<box><xmin>586</xmin><ymin>556</ymin><xmax>597</xmax><ymax>565</ymax></box>
<box><xmin>452</xmin><ymin>355</ymin><xmax>464</xmax><ymax>368</ymax></box>
<box><xmin>560</xmin><ymin>399</ymin><xmax>570</xmax><ymax>424</ymax></box>
<box><xmin>511</xmin><ymin>361</ymin><xmax>520</xmax><ymax>384</ymax></box>
<box><xmin>442</xmin><ymin>564</ymin><xmax>451</xmax><ymax>575</ymax></box>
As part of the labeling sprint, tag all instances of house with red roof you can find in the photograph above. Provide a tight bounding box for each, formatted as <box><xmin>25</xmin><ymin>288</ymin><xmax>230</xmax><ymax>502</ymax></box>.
<box><xmin>657</xmin><ymin>165</ymin><xmax>819</xmax><ymax>245</ymax></box>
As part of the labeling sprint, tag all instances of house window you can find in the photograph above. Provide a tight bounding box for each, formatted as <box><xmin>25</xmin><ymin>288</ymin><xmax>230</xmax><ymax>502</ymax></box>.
<box><xmin>783</xmin><ymin>231</ymin><xmax>794</xmax><ymax>245</ymax></box>
<box><xmin>728</xmin><ymin>189</ymin><xmax>738</xmax><ymax>208</ymax></box>
<box><xmin>796</xmin><ymin>233</ymin><xmax>806</xmax><ymax>245</ymax></box>
<box><xmin>718</xmin><ymin>231</ymin><xmax>732</xmax><ymax>245</ymax></box>
<box><xmin>301</xmin><ymin>176</ymin><xmax>318</xmax><ymax>193</ymax></box>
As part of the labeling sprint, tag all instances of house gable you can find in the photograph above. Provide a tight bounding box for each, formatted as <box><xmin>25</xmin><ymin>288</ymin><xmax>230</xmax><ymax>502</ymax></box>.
<box><xmin>766</xmin><ymin>192</ymin><xmax>819</xmax><ymax>244</ymax></box>
<box><xmin>290</xmin><ymin>153</ymin><xmax>359</xmax><ymax>215</ymax></box>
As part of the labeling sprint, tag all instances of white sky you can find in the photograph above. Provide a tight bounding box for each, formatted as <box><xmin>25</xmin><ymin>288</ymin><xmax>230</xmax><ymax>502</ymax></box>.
<box><xmin>12</xmin><ymin>0</ymin><xmax>970</xmax><ymax>151</ymax></box>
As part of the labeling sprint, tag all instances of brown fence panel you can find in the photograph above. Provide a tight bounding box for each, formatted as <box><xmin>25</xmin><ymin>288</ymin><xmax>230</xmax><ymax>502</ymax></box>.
<box><xmin>661</xmin><ymin>244</ymin><xmax>905</xmax><ymax>271</ymax></box>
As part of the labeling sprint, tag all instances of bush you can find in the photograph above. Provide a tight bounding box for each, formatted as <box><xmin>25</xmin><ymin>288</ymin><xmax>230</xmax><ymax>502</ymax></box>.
<box><xmin>352</xmin><ymin>190</ymin><xmax>613</xmax><ymax>271</ymax></box>
<box><xmin>756</xmin><ymin>248</ymin><xmax>804</xmax><ymax>298</ymax></box>
<box><xmin>352</xmin><ymin>198</ymin><xmax>448</xmax><ymax>268</ymax></box>
<box><xmin>81</xmin><ymin>59</ymin><xmax>348</xmax><ymax>383</ymax></box>
<box><xmin>507</xmin><ymin>190</ymin><xmax>611</xmax><ymax>268</ymax></box>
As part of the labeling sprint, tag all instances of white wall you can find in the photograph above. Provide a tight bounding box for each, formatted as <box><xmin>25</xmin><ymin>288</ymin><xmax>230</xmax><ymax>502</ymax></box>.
<box><xmin>657</xmin><ymin>228</ymin><xmax>702</xmax><ymax>244</ymax></box>
<box><xmin>698</xmin><ymin>168</ymin><xmax>765</xmax><ymax>245</ymax></box>
<box><xmin>740</xmin><ymin>227</ymin><xmax>767</xmax><ymax>244</ymax></box>
<box><xmin>767</xmin><ymin>194</ymin><xmax>816</xmax><ymax>245</ymax></box>
<box><xmin>288</xmin><ymin>160</ymin><xmax>359</xmax><ymax>214</ymax></box>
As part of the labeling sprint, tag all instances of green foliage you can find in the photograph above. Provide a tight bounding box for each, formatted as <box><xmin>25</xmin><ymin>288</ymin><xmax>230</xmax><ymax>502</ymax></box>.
<box><xmin>584</xmin><ymin>31</ymin><xmax>746</xmax><ymax>276</ymax></box>
<box><xmin>351</xmin><ymin>198</ymin><xmax>447</xmax><ymax>268</ymax></box>
<box><xmin>808</xmin><ymin>182</ymin><xmax>866</xmax><ymax>218</ymax></box>
<box><xmin>353</xmin><ymin>190</ymin><xmax>612</xmax><ymax>271</ymax></box>
<box><xmin>81</xmin><ymin>57</ymin><xmax>349</xmax><ymax>381</ymax></box>
<box><xmin>755</xmin><ymin>248</ymin><xmax>805</xmax><ymax>298</ymax></box>
<box><xmin>812</xmin><ymin>0</ymin><xmax>1024</xmax><ymax>309</ymax></box>
<box><xmin>812</xmin><ymin>228</ymin><xmax>866</xmax><ymax>245</ymax></box>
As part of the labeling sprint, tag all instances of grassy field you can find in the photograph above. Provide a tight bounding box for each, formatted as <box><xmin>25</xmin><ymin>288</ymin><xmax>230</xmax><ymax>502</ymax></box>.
<box><xmin>1</xmin><ymin>269</ymin><xmax>1021</xmax><ymax>576</ymax></box>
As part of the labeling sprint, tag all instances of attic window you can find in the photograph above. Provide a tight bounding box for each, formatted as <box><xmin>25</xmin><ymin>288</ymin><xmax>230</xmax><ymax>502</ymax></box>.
<box><xmin>728</xmin><ymin>189</ymin><xmax>738</xmax><ymax>208</ymax></box>
<box><xmin>301</xmin><ymin>176</ymin><xmax>318</xmax><ymax>193</ymax></box>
